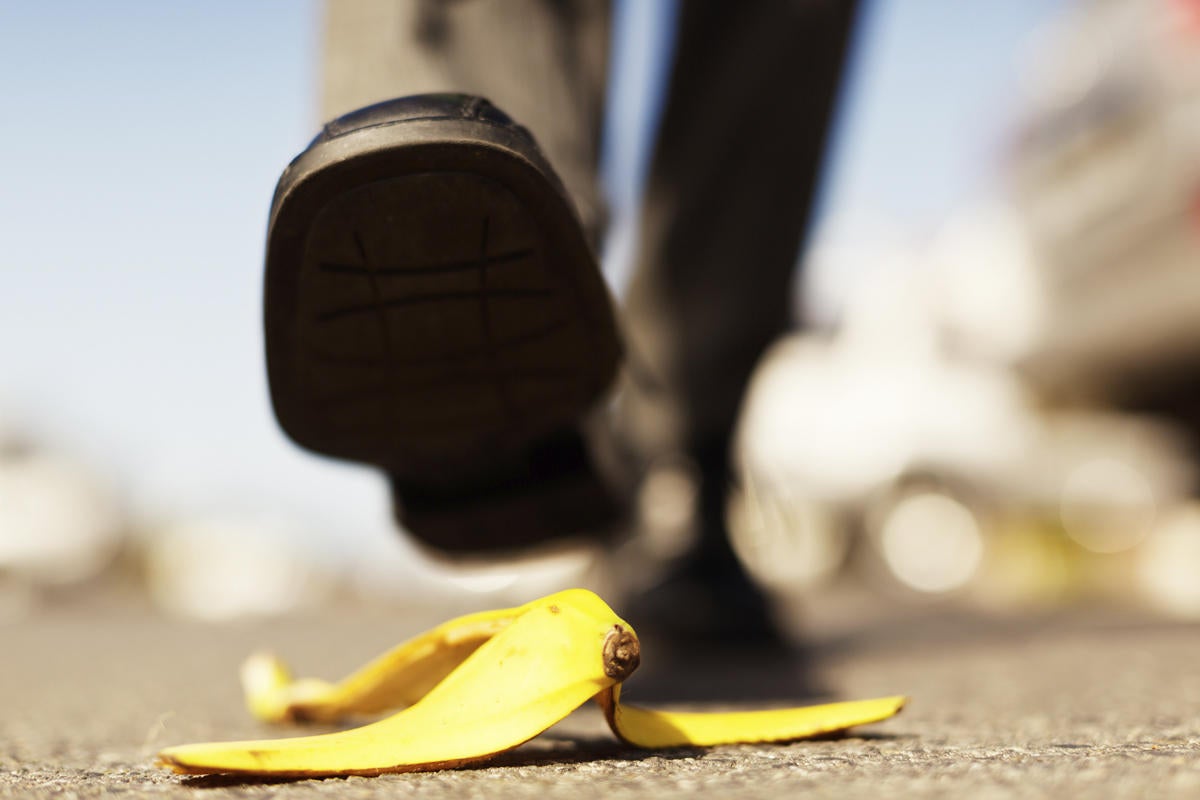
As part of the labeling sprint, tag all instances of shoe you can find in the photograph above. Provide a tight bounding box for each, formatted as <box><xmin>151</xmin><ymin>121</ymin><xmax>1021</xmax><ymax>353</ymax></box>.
<box><xmin>264</xmin><ymin>94</ymin><xmax>622</xmax><ymax>553</ymax></box>
<box><xmin>622</xmin><ymin>441</ymin><xmax>788</xmax><ymax>647</ymax></box>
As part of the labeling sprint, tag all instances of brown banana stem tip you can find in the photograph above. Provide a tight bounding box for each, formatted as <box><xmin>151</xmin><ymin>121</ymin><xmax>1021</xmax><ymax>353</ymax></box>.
<box><xmin>602</xmin><ymin>625</ymin><xmax>640</xmax><ymax>681</ymax></box>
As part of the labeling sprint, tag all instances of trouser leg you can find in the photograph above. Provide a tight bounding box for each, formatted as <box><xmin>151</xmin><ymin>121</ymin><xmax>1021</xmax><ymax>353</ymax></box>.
<box><xmin>321</xmin><ymin>0</ymin><xmax>611</xmax><ymax>239</ymax></box>
<box><xmin>613</xmin><ymin>0</ymin><xmax>859</xmax><ymax>638</ymax></box>
<box><xmin>617</xmin><ymin>0</ymin><xmax>860</xmax><ymax>463</ymax></box>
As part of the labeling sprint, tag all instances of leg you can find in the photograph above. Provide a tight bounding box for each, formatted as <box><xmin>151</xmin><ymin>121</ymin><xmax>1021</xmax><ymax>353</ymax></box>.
<box><xmin>268</xmin><ymin>2</ymin><xmax>619</xmax><ymax>552</ymax></box>
<box><xmin>620</xmin><ymin>0</ymin><xmax>859</xmax><ymax>459</ymax></box>
<box><xmin>617</xmin><ymin>0</ymin><xmax>860</xmax><ymax>637</ymax></box>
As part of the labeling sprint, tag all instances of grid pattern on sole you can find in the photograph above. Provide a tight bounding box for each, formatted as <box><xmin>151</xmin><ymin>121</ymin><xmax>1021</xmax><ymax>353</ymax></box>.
<box><xmin>294</xmin><ymin>172</ymin><xmax>595</xmax><ymax>460</ymax></box>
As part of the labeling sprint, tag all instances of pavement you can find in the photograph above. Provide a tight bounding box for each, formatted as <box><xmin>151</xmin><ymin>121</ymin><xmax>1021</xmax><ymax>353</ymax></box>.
<box><xmin>3</xmin><ymin>592</ymin><xmax>1200</xmax><ymax>799</ymax></box>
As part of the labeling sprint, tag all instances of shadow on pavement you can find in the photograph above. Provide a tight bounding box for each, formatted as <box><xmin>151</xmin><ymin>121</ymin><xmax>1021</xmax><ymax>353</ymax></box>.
<box><xmin>176</xmin><ymin>737</ymin><xmax>703</xmax><ymax>789</ymax></box>
<box><xmin>621</xmin><ymin>639</ymin><xmax>829</xmax><ymax>705</ymax></box>
<box><xmin>474</xmin><ymin>735</ymin><xmax>704</xmax><ymax>769</ymax></box>
<box><xmin>180</xmin><ymin>774</ymin><xmax>315</xmax><ymax>789</ymax></box>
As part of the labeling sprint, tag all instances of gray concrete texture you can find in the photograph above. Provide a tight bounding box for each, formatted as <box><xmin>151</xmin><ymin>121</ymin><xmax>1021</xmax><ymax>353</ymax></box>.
<box><xmin>3</xmin><ymin>598</ymin><xmax>1200</xmax><ymax>798</ymax></box>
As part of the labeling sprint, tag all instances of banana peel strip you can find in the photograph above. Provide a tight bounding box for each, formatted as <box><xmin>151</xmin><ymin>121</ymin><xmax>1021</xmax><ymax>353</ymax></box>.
<box><xmin>158</xmin><ymin>589</ymin><xmax>905</xmax><ymax>777</ymax></box>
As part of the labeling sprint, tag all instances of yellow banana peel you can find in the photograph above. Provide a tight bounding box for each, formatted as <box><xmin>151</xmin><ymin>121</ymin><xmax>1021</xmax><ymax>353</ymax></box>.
<box><xmin>157</xmin><ymin>588</ymin><xmax>905</xmax><ymax>777</ymax></box>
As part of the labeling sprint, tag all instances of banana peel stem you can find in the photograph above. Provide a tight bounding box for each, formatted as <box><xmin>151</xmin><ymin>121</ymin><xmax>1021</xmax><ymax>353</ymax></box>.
<box><xmin>157</xmin><ymin>589</ymin><xmax>907</xmax><ymax>777</ymax></box>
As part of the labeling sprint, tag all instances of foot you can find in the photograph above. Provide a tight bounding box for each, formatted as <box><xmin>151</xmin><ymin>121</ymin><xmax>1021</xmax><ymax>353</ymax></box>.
<box><xmin>264</xmin><ymin>94</ymin><xmax>622</xmax><ymax>553</ymax></box>
<box><xmin>623</xmin><ymin>444</ymin><xmax>788</xmax><ymax>647</ymax></box>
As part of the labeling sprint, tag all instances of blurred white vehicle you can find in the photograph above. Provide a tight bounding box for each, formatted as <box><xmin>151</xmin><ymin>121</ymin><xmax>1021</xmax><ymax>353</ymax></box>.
<box><xmin>730</xmin><ymin>0</ymin><xmax>1200</xmax><ymax>606</ymax></box>
<box><xmin>141</xmin><ymin>514</ymin><xmax>336</xmax><ymax>621</ymax></box>
<box><xmin>733</xmin><ymin>272</ymin><xmax>1194</xmax><ymax>603</ymax></box>
<box><xmin>0</xmin><ymin>447</ymin><xmax>124</xmax><ymax>588</ymax></box>
<box><xmin>0</xmin><ymin>423</ymin><xmax>125</xmax><ymax>619</ymax></box>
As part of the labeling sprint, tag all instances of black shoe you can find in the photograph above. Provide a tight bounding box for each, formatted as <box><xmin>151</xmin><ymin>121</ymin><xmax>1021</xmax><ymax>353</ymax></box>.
<box><xmin>264</xmin><ymin>94</ymin><xmax>622</xmax><ymax>553</ymax></box>
<box><xmin>623</xmin><ymin>442</ymin><xmax>787</xmax><ymax>647</ymax></box>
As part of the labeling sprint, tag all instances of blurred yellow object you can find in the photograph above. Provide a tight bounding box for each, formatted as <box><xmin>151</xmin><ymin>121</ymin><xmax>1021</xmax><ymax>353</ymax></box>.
<box><xmin>158</xmin><ymin>589</ymin><xmax>905</xmax><ymax>777</ymax></box>
<box><xmin>976</xmin><ymin>518</ymin><xmax>1079</xmax><ymax>609</ymax></box>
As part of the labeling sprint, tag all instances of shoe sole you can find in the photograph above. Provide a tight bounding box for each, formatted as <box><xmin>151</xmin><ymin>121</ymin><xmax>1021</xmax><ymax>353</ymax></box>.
<box><xmin>265</xmin><ymin>115</ymin><xmax>621</xmax><ymax>491</ymax></box>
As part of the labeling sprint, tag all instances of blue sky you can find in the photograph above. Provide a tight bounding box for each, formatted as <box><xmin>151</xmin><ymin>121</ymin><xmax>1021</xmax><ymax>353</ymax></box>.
<box><xmin>0</xmin><ymin>0</ymin><xmax>1063</xmax><ymax>553</ymax></box>
<box><xmin>823</xmin><ymin>0</ymin><xmax>1064</xmax><ymax>224</ymax></box>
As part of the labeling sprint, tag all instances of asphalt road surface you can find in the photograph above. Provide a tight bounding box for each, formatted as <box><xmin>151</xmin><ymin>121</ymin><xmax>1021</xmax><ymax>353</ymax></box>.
<box><xmin>3</xmin><ymin>594</ymin><xmax>1200</xmax><ymax>798</ymax></box>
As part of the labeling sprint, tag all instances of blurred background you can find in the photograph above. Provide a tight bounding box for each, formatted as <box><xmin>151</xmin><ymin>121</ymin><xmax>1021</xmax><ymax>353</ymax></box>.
<box><xmin>3</xmin><ymin>0</ymin><xmax>1200</xmax><ymax>635</ymax></box>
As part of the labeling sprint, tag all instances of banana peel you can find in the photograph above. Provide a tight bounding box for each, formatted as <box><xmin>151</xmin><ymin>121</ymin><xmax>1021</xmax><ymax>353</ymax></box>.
<box><xmin>157</xmin><ymin>589</ymin><xmax>905</xmax><ymax>777</ymax></box>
